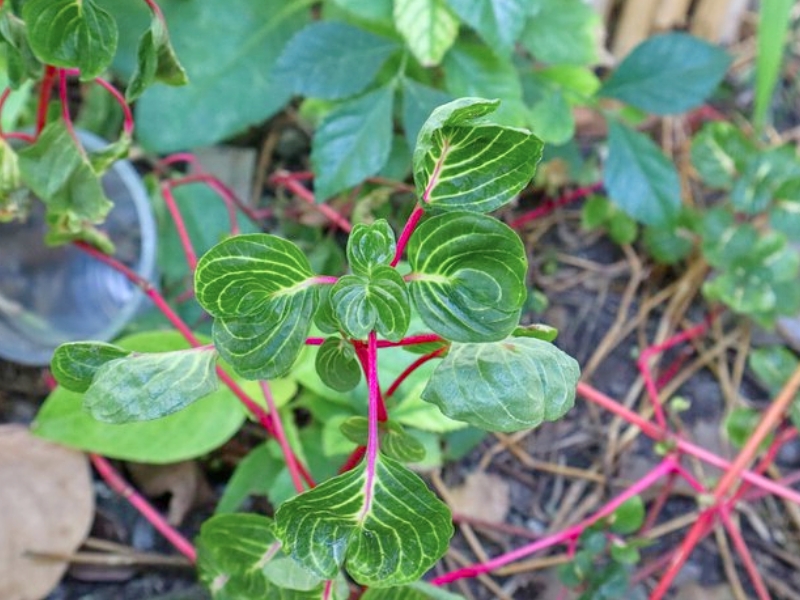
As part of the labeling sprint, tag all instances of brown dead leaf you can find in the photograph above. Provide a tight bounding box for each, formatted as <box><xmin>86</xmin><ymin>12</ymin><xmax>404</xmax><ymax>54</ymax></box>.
<box><xmin>0</xmin><ymin>424</ymin><xmax>94</xmax><ymax>600</ymax></box>
<box><xmin>127</xmin><ymin>460</ymin><xmax>213</xmax><ymax>526</ymax></box>
<box><xmin>448</xmin><ymin>471</ymin><xmax>510</xmax><ymax>524</ymax></box>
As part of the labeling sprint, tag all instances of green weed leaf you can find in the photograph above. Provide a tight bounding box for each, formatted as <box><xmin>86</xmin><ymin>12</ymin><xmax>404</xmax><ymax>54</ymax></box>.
<box><xmin>771</xmin><ymin>179</ymin><xmax>800</xmax><ymax>240</ymax></box>
<box><xmin>407</xmin><ymin>211</ymin><xmax>527</xmax><ymax>342</ymax></box>
<box><xmin>331</xmin><ymin>266</ymin><xmax>410</xmax><ymax>341</ymax></box>
<box><xmin>51</xmin><ymin>342</ymin><xmax>131</xmax><ymax>393</ymax></box>
<box><xmin>401</xmin><ymin>78</ymin><xmax>452</xmax><ymax>150</ymax></box>
<box><xmin>421</xmin><ymin>337</ymin><xmax>580</xmax><ymax>432</ymax></box>
<box><xmin>413</xmin><ymin>98</ymin><xmax>542</xmax><ymax>212</ymax></box>
<box><xmin>610</xmin><ymin>496</ymin><xmax>645</xmax><ymax>534</ymax></box>
<box><xmin>23</xmin><ymin>0</ymin><xmax>117</xmax><ymax>80</ymax></box>
<box><xmin>599</xmin><ymin>33</ymin><xmax>731</xmax><ymax>115</ymax></box>
<box><xmin>347</xmin><ymin>219</ymin><xmax>396</xmax><ymax>276</ymax></box>
<box><xmin>273</xmin><ymin>21</ymin><xmax>400</xmax><ymax>100</ymax></box>
<box><xmin>731</xmin><ymin>145</ymin><xmax>800</xmax><ymax>215</ymax></box>
<box><xmin>0</xmin><ymin>8</ymin><xmax>42</xmax><ymax>87</ymax></box>
<box><xmin>604</xmin><ymin>121</ymin><xmax>681</xmax><ymax>227</ymax></box>
<box><xmin>340</xmin><ymin>417</ymin><xmax>427</xmax><ymax>463</ymax></box>
<box><xmin>521</xmin><ymin>0</ymin><xmax>599</xmax><ymax>66</ymax></box>
<box><xmin>275</xmin><ymin>454</ymin><xmax>452</xmax><ymax>586</ymax></box>
<box><xmin>690</xmin><ymin>122</ymin><xmax>756</xmax><ymax>189</ymax></box>
<box><xmin>311</xmin><ymin>84</ymin><xmax>395</xmax><ymax>201</ymax></box>
<box><xmin>445</xmin><ymin>0</ymin><xmax>527</xmax><ymax>56</ymax></box>
<box><xmin>394</xmin><ymin>0</ymin><xmax>459</xmax><ymax>67</ymax></box>
<box><xmin>126</xmin><ymin>15</ymin><xmax>188</xmax><ymax>102</ymax></box>
<box><xmin>316</xmin><ymin>337</ymin><xmax>361</xmax><ymax>392</ymax></box>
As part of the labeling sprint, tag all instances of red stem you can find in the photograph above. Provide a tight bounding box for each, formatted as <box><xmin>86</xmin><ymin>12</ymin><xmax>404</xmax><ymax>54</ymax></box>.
<box><xmin>385</xmin><ymin>347</ymin><xmax>446</xmax><ymax>399</ymax></box>
<box><xmin>160</xmin><ymin>181</ymin><xmax>199</xmax><ymax>270</ymax></box>
<box><xmin>57</xmin><ymin>70</ymin><xmax>82</xmax><ymax>150</ymax></box>
<box><xmin>260</xmin><ymin>381</ymin><xmax>307</xmax><ymax>493</ymax></box>
<box><xmin>339</xmin><ymin>445</ymin><xmax>366</xmax><ymax>474</ymax></box>
<box><xmin>508</xmin><ymin>182</ymin><xmax>603</xmax><ymax>229</ymax></box>
<box><xmin>355</xmin><ymin>344</ymin><xmax>388</xmax><ymax>422</ymax></box>
<box><xmin>361</xmin><ymin>332</ymin><xmax>381</xmax><ymax>518</ymax></box>
<box><xmin>36</xmin><ymin>66</ymin><xmax>57</xmax><ymax>135</ymax></box>
<box><xmin>0</xmin><ymin>87</ymin><xmax>11</xmax><ymax>135</ymax></box>
<box><xmin>271</xmin><ymin>170</ymin><xmax>352</xmax><ymax>233</ymax></box>
<box><xmin>391</xmin><ymin>204</ymin><xmax>424</xmax><ymax>267</ymax></box>
<box><xmin>718</xmin><ymin>506</ymin><xmax>771</xmax><ymax>600</ymax></box>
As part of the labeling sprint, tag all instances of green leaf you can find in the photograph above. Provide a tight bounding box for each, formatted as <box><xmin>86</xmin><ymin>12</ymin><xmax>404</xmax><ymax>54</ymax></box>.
<box><xmin>0</xmin><ymin>136</ymin><xmax>21</xmax><ymax>198</ymax></box>
<box><xmin>362</xmin><ymin>581</ymin><xmax>466</xmax><ymax>599</ymax></box>
<box><xmin>392</xmin><ymin>387</ymin><xmax>466</xmax><ymax>434</ymax></box>
<box><xmin>642</xmin><ymin>213</ymin><xmax>697</xmax><ymax>265</ymax></box>
<box><xmin>421</xmin><ymin>337</ymin><xmax>580</xmax><ymax>432</ymax></box>
<box><xmin>331</xmin><ymin>266</ymin><xmax>410</xmax><ymax>341</ymax></box>
<box><xmin>275</xmin><ymin>454</ymin><xmax>452</xmax><ymax>586</ymax></box>
<box><xmin>347</xmin><ymin>219</ymin><xmax>397</xmax><ymax>276</ymax></box>
<box><xmin>332</xmin><ymin>0</ymin><xmax>394</xmax><ymax>23</ymax></box>
<box><xmin>724</xmin><ymin>407</ymin><xmax>768</xmax><ymax>450</ymax></box>
<box><xmin>215</xmin><ymin>443</ymin><xmax>282</xmax><ymax>514</ymax></box>
<box><xmin>527</xmin><ymin>88</ymin><xmax>575</xmax><ymax>145</ymax></box>
<box><xmin>311</xmin><ymin>84</ymin><xmax>395</xmax><ymax>201</ymax></box>
<box><xmin>273</xmin><ymin>21</ymin><xmax>400</xmax><ymax>100</ymax></box>
<box><xmin>129</xmin><ymin>0</ymin><xmax>308</xmax><ymax>152</ymax></box>
<box><xmin>340</xmin><ymin>417</ymin><xmax>426</xmax><ymax>463</ymax></box>
<box><xmin>394</xmin><ymin>0</ymin><xmax>459</xmax><ymax>67</ymax></box>
<box><xmin>314</xmin><ymin>286</ymin><xmax>343</xmax><ymax>335</ymax></box>
<box><xmin>316</xmin><ymin>337</ymin><xmax>362</xmax><ymax>392</ymax></box>
<box><xmin>50</xmin><ymin>342</ymin><xmax>132</xmax><ymax>393</ymax></box>
<box><xmin>401</xmin><ymin>78</ymin><xmax>452</xmax><ymax>150</ymax></box>
<box><xmin>731</xmin><ymin>145</ymin><xmax>800</xmax><ymax>215</ymax></box>
<box><xmin>413</xmin><ymin>97</ymin><xmax>543</xmax><ymax>212</ymax></box>
<box><xmin>690</xmin><ymin>121</ymin><xmax>757</xmax><ymax>189</ymax></box>
<box><xmin>604</xmin><ymin>121</ymin><xmax>681</xmax><ymax>227</ymax></box>
<box><xmin>754</xmin><ymin>0</ymin><xmax>794</xmax><ymax>131</ymax></box>
<box><xmin>445</xmin><ymin>0</ymin><xmax>528</xmax><ymax>56</ymax></box>
<box><xmin>610</xmin><ymin>541</ymin><xmax>641</xmax><ymax>566</ymax></box>
<box><xmin>512</xmin><ymin>324</ymin><xmax>559</xmax><ymax>343</ymax></box>
<box><xmin>610</xmin><ymin>496</ymin><xmax>645</xmax><ymax>534</ymax></box>
<box><xmin>126</xmin><ymin>15</ymin><xmax>188</xmax><ymax>102</ymax></box>
<box><xmin>520</xmin><ymin>0</ymin><xmax>599</xmax><ymax>66</ymax></box>
<box><xmin>407</xmin><ymin>211</ymin><xmax>528</xmax><ymax>342</ymax></box>
<box><xmin>0</xmin><ymin>7</ymin><xmax>42</xmax><ymax>87</ymax></box>
<box><xmin>771</xmin><ymin>179</ymin><xmax>800</xmax><ymax>241</ymax></box>
<box><xmin>599</xmin><ymin>33</ymin><xmax>731</xmax><ymax>115</ymax></box>
<box><xmin>23</xmin><ymin>0</ymin><xmax>117</xmax><ymax>80</ymax></box>
<box><xmin>749</xmin><ymin>345</ymin><xmax>800</xmax><ymax>397</ymax></box>
<box><xmin>33</xmin><ymin>332</ymin><xmax>252</xmax><ymax>463</ymax></box>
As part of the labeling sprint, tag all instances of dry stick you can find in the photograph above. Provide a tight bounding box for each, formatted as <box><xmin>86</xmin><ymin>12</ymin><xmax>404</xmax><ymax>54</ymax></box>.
<box><xmin>714</xmin><ymin>515</ymin><xmax>750</xmax><ymax>600</ymax></box>
<box><xmin>430</xmin><ymin>471</ymin><xmax>491</xmax><ymax>564</ymax></box>
<box><xmin>719</xmin><ymin>506</ymin><xmax>771</xmax><ymax>600</ymax></box>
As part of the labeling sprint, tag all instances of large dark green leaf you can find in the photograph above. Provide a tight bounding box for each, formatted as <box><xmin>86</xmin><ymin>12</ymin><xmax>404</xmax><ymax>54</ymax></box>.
<box><xmin>311</xmin><ymin>84</ymin><xmax>395</xmax><ymax>201</ymax></box>
<box><xmin>413</xmin><ymin>97</ymin><xmax>542</xmax><ymax>212</ymax></box>
<box><xmin>604</xmin><ymin>120</ymin><xmax>681</xmax><ymax>227</ymax></box>
<box><xmin>275</xmin><ymin>454</ymin><xmax>452</xmax><ymax>586</ymax></box>
<box><xmin>421</xmin><ymin>337</ymin><xmax>580</xmax><ymax>431</ymax></box>
<box><xmin>394</xmin><ymin>0</ymin><xmax>459</xmax><ymax>67</ymax></box>
<box><xmin>273</xmin><ymin>21</ymin><xmax>399</xmax><ymax>100</ymax></box>
<box><xmin>407</xmin><ymin>211</ymin><xmax>527</xmax><ymax>342</ymax></box>
<box><xmin>444</xmin><ymin>0</ymin><xmax>527</xmax><ymax>56</ymax></box>
<box><xmin>600</xmin><ymin>33</ymin><xmax>731</xmax><ymax>115</ymax></box>
<box><xmin>401</xmin><ymin>78</ymin><xmax>452</xmax><ymax>150</ymax></box>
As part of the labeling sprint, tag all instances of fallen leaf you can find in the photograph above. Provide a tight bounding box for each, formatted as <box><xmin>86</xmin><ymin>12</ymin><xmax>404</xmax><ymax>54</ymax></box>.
<box><xmin>127</xmin><ymin>460</ymin><xmax>214</xmax><ymax>526</ymax></box>
<box><xmin>0</xmin><ymin>425</ymin><xmax>94</xmax><ymax>600</ymax></box>
<box><xmin>448</xmin><ymin>471</ymin><xmax>510</xmax><ymax>524</ymax></box>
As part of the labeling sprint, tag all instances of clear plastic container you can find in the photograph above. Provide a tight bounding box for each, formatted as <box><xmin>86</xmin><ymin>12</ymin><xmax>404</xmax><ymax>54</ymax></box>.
<box><xmin>0</xmin><ymin>130</ymin><xmax>157</xmax><ymax>365</ymax></box>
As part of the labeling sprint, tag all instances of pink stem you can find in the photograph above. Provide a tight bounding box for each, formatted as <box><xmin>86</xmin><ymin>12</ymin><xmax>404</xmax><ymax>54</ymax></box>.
<box><xmin>360</xmin><ymin>332</ymin><xmax>381</xmax><ymax>519</ymax></box>
<box><xmin>508</xmin><ymin>182</ymin><xmax>603</xmax><ymax>229</ymax></box>
<box><xmin>271</xmin><ymin>170</ymin><xmax>352</xmax><ymax>233</ymax></box>
<box><xmin>355</xmin><ymin>344</ymin><xmax>388</xmax><ymax>422</ymax></box>
<box><xmin>259</xmin><ymin>381</ymin><xmax>306</xmax><ymax>494</ymax></box>
<box><xmin>391</xmin><ymin>204</ymin><xmax>424</xmax><ymax>267</ymax></box>
<box><xmin>62</xmin><ymin>69</ymin><xmax>134</xmax><ymax>137</ymax></box>
<box><xmin>58</xmin><ymin>70</ymin><xmax>82</xmax><ymax>151</ymax></box>
<box><xmin>36</xmin><ymin>66</ymin><xmax>57</xmax><ymax>135</ymax></box>
<box><xmin>305</xmin><ymin>337</ymin><xmax>325</xmax><ymax>346</ymax></box>
<box><xmin>376</xmin><ymin>334</ymin><xmax>444</xmax><ymax>348</ymax></box>
<box><xmin>90</xmin><ymin>454</ymin><xmax>197</xmax><ymax>562</ymax></box>
<box><xmin>385</xmin><ymin>347</ymin><xmax>446</xmax><ymax>399</ymax></box>
<box><xmin>718</xmin><ymin>506</ymin><xmax>771</xmax><ymax>600</ymax></box>
<box><xmin>160</xmin><ymin>181</ymin><xmax>198</xmax><ymax>270</ymax></box>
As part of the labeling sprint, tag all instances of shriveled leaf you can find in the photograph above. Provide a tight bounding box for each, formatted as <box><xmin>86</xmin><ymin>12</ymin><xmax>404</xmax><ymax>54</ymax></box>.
<box><xmin>273</xmin><ymin>21</ymin><xmax>400</xmax><ymax>100</ymax></box>
<box><xmin>311</xmin><ymin>84</ymin><xmax>395</xmax><ymax>201</ymax></box>
<box><xmin>23</xmin><ymin>0</ymin><xmax>117</xmax><ymax>80</ymax></box>
<box><xmin>604</xmin><ymin>120</ymin><xmax>681</xmax><ymax>227</ymax></box>
<box><xmin>347</xmin><ymin>219</ymin><xmax>397</xmax><ymax>276</ymax></box>
<box><xmin>127</xmin><ymin>461</ymin><xmax>212</xmax><ymax>526</ymax></box>
<box><xmin>0</xmin><ymin>425</ymin><xmax>94</xmax><ymax>600</ymax></box>
<box><xmin>600</xmin><ymin>33</ymin><xmax>731</xmax><ymax>115</ymax></box>
<box><xmin>51</xmin><ymin>341</ymin><xmax>131</xmax><ymax>393</ymax></box>
<box><xmin>407</xmin><ymin>211</ymin><xmax>528</xmax><ymax>342</ymax></box>
<box><xmin>127</xmin><ymin>15</ymin><xmax>188</xmax><ymax>102</ymax></box>
<box><xmin>445</xmin><ymin>0</ymin><xmax>527</xmax><ymax>56</ymax></box>
<box><xmin>413</xmin><ymin>97</ymin><xmax>542</xmax><ymax>212</ymax></box>
<box><xmin>521</xmin><ymin>0</ymin><xmax>600</xmax><ymax>66</ymax></box>
<box><xmin>275</xmin><ymin>454</ymin><xmax>452</xmax><ymax>586</ymax></box>
<box><xmin>421</xmin><ymin>337</ymin><xmax>580</xmax><ymax>431</ymax></box>
<box><xmin>394</xmin><ymin>0</ymin><xmax>459</xmax><ymax>67</ymax></box>
<box><xmin>316</xmin><ymin>337</ymin><xmax>362</xmax><ymax>392</ymax></box>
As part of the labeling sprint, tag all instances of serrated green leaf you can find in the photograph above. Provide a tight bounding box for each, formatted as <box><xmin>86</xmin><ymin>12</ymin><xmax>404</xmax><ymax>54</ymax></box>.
<box><xmin>604</xmin><ymin>121</ymin><xmax>681</xmax><ymax>227</ymax></box>
<box><xmin>331</xmin><ymin>266</ymin><xmax>410</xmax><ymax>341</ymax></box>
<box><xmin>347</xmin><ymin>219</ymin><xmax>396</xmax><ymax>276</ymax></box>
<box><xmin>521</xmin><ymin>0</ymin><xmax>600</xmax><ymax>66</ymax></box>
<box><xmin>275</xmin><ymin>454</ymin><xmax>452</xmax><ymax>586</ymax></box>
<box><xmin>750</xmin><ymin>345</ymin><xmax>800</xmax><ymax>396</ymax></box>
<box><xmin>421</xmin><ymin>337</ymin><xmax>580</xmax><ymax>432</ymax></box>
<box><xmin>311</xmin><ymin>84</ymin><xmax>395</xmax><ymax>201</ymax></box>
<box><xmin>599</xmin><ymin>33</ymin><xmax>731</xmax><ymax>115</ymax></box>
<box><xmin>445</xmin><ymin>0</ymin><xmax>527</xmax><ymax>56</ymax></box>
<box><xmin>50</xmin><ymin>342</ymin><xmax>132</xmax><ymax>393</ymax></box>
<box><xmin>690</xmin><ymin>122</ymin><xmax>756</xmax><ymax>189</ymax></box>
<box><xmin>724</xmin><ymin>407</ymin><xmax>769</xmax><ymax>450</ymax></box>
<box><xmin>771</xmin><ymin>179</ymin><xmax>800</xmax><ymax>241</ymax></box>
<box><xmin>394</xmin><ymin>0</ymin><xmax>459</xmax><ymax>67</ymax></box>
<box><xmin>413</xmin><ymin>98</ymin><xmax>542</xmax><ymax>212</ymax></box>
<box><xmin>401</xmin><ymin>78</ymin><xmax>452</xmax><ymax>150</ymax></box>
<box><xmin>127</xmin><ymin>15</ymin><xmax>188</xmax><ymax>102</ymax></box>
<box><xmin>22</xmin><ymin>0</ymin><xmax>117</xmax><ymax>80</ymax></box>
<box><xmin>273</xmin><ymin>21</ymin><xmax>400</xmax><ymax>100</ymax></box>
<box><xmin>407</xmin><ymin>211</ymin><xmax>527</xmax><ymax>342</ymax></box>
<box><xmin>316</xmin><ymin>337</ymin><xmax>362</xmax><ymax>392</ymax></box>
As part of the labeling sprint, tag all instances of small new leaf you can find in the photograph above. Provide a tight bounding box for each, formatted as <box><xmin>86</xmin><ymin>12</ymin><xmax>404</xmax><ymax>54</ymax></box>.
<box><xmin>340</xmin><ymin>417</ymin><xmax>427</xmax><ymax>463</ymax></box>
<box><xmin>316</xmin><ymin>337</ymin><xmax>361</xmax><ymax>392</ymax></box>
<box><xmin>51</xmin><ymin>342</ymin><xmax>131</xmax><ymax>393</ymax></box>
<box><xmin>347</xmin><ymin>219</ymin><xmax>397</xmax><ymax>276</ymax></box>
<box><xmin>421</xmin><ymin>337</ymin><xmax>580</xmax><ymax>432</ymax></box>
<box><xmin>127</xmin><ymin>15</ymin><xmax>188</xmax><ymax>102</ymax></box>
<box><xmin>83</xmin><ymin>347</ymin><xmax>219</xmax><ymax>423</ymax></box>
<box><xmin>413</xmin><ymin>97</ymin><xmax>542</xmax><ymax>212</ymax></box>
<box><xmin>275</xmin><ymin>454</ymin><xmax>453</xmax><ymax>586</ymax></box>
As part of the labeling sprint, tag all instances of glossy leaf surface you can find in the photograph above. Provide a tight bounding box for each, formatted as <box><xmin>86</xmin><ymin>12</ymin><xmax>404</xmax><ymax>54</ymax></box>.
<box><xmin>407</xmin><ymin>211</ymin><xmax>527</xmax><ymax>342</ymax></box>
<box><xmin>315</xmin><ymin>337</ymin><xmax>361</xmax><ymax>392</ymax></box>
<box><xmin>50</xmin><ymin>342</ymin><xmax>131</xmax><ymax>393</ymax></box>
<box><xmin>347</xmin><ymin>219</ymin><xmax>396</xmax><ymax>276</ymax></box>
<box><xmin>340</xmin><ymin>417</ymin><xmax>426</xmax><ymax>463</ymax></box>
<box><xmin>421</xmin><ymin>337</ymin><xmax>580</xmax><ymax>432</ymax></box>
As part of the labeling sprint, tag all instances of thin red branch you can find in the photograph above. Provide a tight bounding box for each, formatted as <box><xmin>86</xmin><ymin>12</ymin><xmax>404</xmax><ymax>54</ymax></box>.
<box><xmin>260</xmin><ymin>381</ymin><xmax>306</xmax><ymax>493</ymax></box>
<box><xmin>36</xmin><ymin>66</ymin><xmax>57</xmax><ymax>135</ymax></box>
<box><xmin>271</xmin><ymin>170</ymin><xmax>352</xmax><ymax>233</ymax></box>
<box><xmin>508</xmin><ymin>182</ymin><xmax>603</xmax><ymax>229</ymax></box>
<box><xmin>718</xmin><ymin>506</ymin><xmax>771</xmax><ymax>600</ymax></box>
<box><xmin>392</xmin><ymin>204</ymin><xmax>424</xmax><ymax>267</ymax></box>
<box><xmin>385</xmin><ymin>347</ymin><xmax>446</xmax><ymax>399</ymax></box>
<box><xmin>338</xmin><ymin>446</ymin><xmax>366</xmax><ymax>474</ymax></box>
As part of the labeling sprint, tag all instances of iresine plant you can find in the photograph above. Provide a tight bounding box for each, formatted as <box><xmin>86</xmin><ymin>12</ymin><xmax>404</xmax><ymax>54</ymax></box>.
<box><xmin>49</xmin><ymin>98</ymin><xmax>580</xmax><ymax>597</ymax></box>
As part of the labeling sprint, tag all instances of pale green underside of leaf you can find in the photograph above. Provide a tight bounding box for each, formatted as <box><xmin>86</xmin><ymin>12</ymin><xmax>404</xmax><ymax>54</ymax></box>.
<box><xmin>421</xmin><ymin>337</ymin><xmax>580</xmax><ymax>432</ymax></box>
<box><xmin>394</xmin><ymin>0</ymin><xmax>459</xmax><ymax>67</ymax></box>
<box><xmin>407</xmin><ymin>211</ymin><xmax>527</xmax><ymax>342</ymax></box>
<box><xmin>275</xmin><ymin>454</ymin><xmax>452</xmax><ymax>586</ymax></box>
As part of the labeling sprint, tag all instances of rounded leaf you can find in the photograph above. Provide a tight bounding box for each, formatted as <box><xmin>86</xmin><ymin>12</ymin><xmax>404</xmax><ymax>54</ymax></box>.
<box><xmin>316</xmin><ymin>337</ymin><xmax>362</xmax><ymax>392</ymax></box>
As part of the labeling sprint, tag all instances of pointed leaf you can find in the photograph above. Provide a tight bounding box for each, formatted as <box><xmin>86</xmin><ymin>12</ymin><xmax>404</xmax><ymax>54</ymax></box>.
<box><xmin>401</xmin><ymin>78</ymin><xmax>452</xmax><ymax>150</ymax></box>
<box><xmin>407</xmin><ymin>211</ymin><xmax>527</xmax><ymax>342</ymax></box>
<box><xmin>82</xmin><ymin>346</ymin><xmax>219</xmax><ymax>423</ymax></box>
<box><xmin>347</xmin><ymin>219</ymin><xmax>397</xmax><ymax>276</ymax></box>
<box><xmin>273</xmin><ymin>22</ymin><xmax>400</xmax><ymax>100</ymax></box>
<box><xmin>599</xmin><ymin>33</ymin><xmax>731</xmax><ymax>115</ymax></box>
<box><xmin>394</xmin><ymin>0</ymin><xmax>459</xmax><ymax>67</ymax></box>
<box><xmin>275</xmin><ymin>454</ymin><xmax>452</xmax><ymax>586</ymax></box>
<box><xmin>445</xmin><ymin>0</ymin><xmax>528</xmax><ymax>56</ymax></box>
<box><xmin>126</xmin><ymin>15</ymin><xmax>188</xmax><ymax>102</ymax></box>
<box><xmin>421</xmin><ymin>337</ymin><xmax>580</xmax><ymax>432</ymax></box>
<box><xmin>604</xmin><ymin>121</ymin><xmax>681</xmax><ymax>227</ymax></box>
<box><xmin>22</xmin><ymin>0</ymin><xmax>117</xmax><ymax>80</ymax></box>
<box><xmin>520</xmin><ymin>0</ymin><xmax>599</xmax><ymax>66</ymax></box>
<box><xmin>311</xmin><ymin>84</ymin><xmax>395</xmax><ymax>201</ymax></box>
<box><xmin>413</xmin><ymin>98</ymin><xmax>542</xmax><ymax>212</ymax></box>
<box><xmin>50</xmin><ymin>342</ymin><xmax>131</xmax><ymax>393</ymax></box>
<box><xmin>316</xmin><ymin>337</ymin><xmax>362</xmax><ymax>392</ymax></box>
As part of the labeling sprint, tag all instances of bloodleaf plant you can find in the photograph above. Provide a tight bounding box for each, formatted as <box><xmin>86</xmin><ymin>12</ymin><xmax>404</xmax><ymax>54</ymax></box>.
<box><xmin>51</xmin><ymin>97</ymin><xmax>580</xmax><ymax>598</ymax></box>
